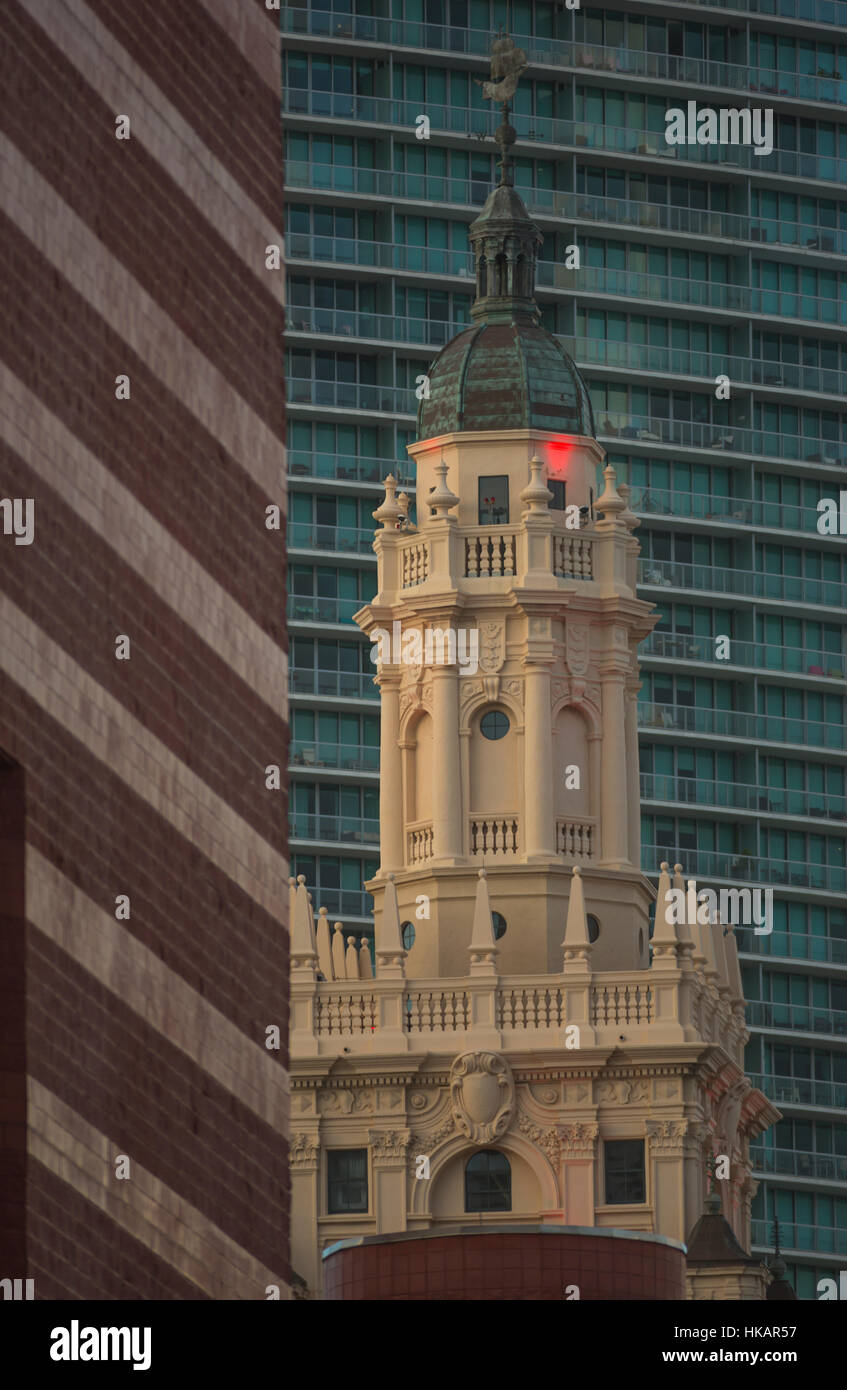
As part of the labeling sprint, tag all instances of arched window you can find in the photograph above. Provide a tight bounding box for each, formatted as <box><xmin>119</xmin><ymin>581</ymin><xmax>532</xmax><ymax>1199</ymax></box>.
<box><xmin>465</xmin><ymin>1150</ymin><xmax>511</xmax><ymax>1212</ymax></box>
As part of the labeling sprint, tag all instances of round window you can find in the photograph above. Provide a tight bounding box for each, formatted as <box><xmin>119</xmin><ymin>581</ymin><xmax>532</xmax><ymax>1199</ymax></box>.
<box><xmin>587</xmin><ymin>914</ymin><xmax>600</xmax><ymax>944</ymax></box>
<box><xmin>493</xmin><ymin>912</ymin><xmax>507</xmax><ymax>940</ymax></box>
<box><xmin>480</xmin><ymin>710</ymin><xmax>510</xmax><ymax>740</ymax></box>
<box><xmin>401</xmin><ymin>921</ymin><xmax>416</xmax><ymax>950</ymax></box>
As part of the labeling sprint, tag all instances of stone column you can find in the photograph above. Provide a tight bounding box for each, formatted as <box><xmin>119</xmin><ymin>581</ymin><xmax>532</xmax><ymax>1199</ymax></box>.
<box><xmin>431</xmin><ymin>664</ymin><xmax>463</xmax><ymax>862</ymax></box>
<box><xmin>625</xmin><ymin>678</ymin><xmax>641</xmax><ymax>867</ymax></box>
<box><xmin>600</xmin><ymin>669</ymin><xmax>629</xmax><ymax>868</ymax></box>
<box><xmin>370</xmin><ymin>1129</ymin><xmax>412</xmax><ymax>1235</ymax></box>
<box><xmin>559</xmin><ymin>1123</ymin><xmax>598</xmax><ymax>1225</ymax></box>
<box><xmin>524</xmin><ymin>664</ymin><xmax>556</xmax><ymax>859</ymax></box>
<box><xmin>377</xmin><ymin>670</ymin><xmax>404</xmax><ymax>873</ymax></box>
<box><xmin>290</xmin><ymin>1134</ymin><xmax>321</xmax><ymax>1295</ymax></box>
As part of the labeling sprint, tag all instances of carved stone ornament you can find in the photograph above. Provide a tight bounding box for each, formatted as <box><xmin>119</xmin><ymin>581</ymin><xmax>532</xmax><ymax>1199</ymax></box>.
<box><xmin>479</xmin><ymin>621</ymin><xmax>505</xmax><ymax>675</ymax></box>
<box><xmin>290</xmin><ymin>1133</ymin><xmax>320</xmax><ymax>1168</ymax></box>
<box><xmin>646</xmin><ymin>1118</ymin><xmax>688</xmax><ymax>1154</ymax></box>
<box><xmin>406</xmin><ymin>1115</ymin><xmax>457</xmax><ymax>1174</ymax></box>
<box><xmin>369</xmin><ymin>1128</ymin><xmax>411</xmax><ymax>1163</ymax></box>
<box><xmin>518</xmin><ymin>1113</ymin><xmax>560</xmax><ymax>1167</ymax></box>
<box><xmin>502</xmin><ymin>677</ymin><xmax>524</xmax><ymax>708</ymax></box>
<box><xmin>460</xmin><ymin>678</ymin><xmax>484</xmax><ymax>710</ymax></box>
<box><xmin>559</xmin><ymin>1122</ymin><xmax>599</xmax><ymax>1156</ymax></box>
<box><xmin>565</xmin><ymin>621</ymin><xmax>590</xmax><ymax>678</ymax></box>
<box><xmin>450</xmin><ymin>1051</ymin><xmax>515</xmax><ymax>1143</ymax></box>
<box><xmin>596</xmin><ymin>1079</ymin><xmax>648</xmax><ymax>1106</ymax></box>
<box><xmin>319</xmin><ymin>1088</ymin><xmax>373</xmax><ymax>1115</ymax></box>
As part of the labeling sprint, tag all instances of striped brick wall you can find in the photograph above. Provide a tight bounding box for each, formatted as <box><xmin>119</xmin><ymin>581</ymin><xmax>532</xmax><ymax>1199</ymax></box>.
<box><xmin>0</xmin><ymin>0</ymin><xmax>288</xmax><ymax>1299</ymax></box>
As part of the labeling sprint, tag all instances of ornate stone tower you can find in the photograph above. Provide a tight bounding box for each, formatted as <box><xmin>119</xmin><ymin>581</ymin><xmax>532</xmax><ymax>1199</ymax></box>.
<box><xmin>357</xmin><ymin>107</ymin><xmax>653</xmax><ymax>981</ymax></box>
<box><xmin>288</xmin><ymin>52</ymin><xmax>779</xmax><ymax>1300</ymax></box>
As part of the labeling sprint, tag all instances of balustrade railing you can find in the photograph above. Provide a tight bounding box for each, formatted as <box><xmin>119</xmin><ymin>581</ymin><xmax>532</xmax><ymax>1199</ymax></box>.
<box><xmin>407</xmin><ymin>822</ymin><xmax>434</xmax><ymax>865</ymax></box>
<box><xmin>401</xmin><ymin>538</ymin><xmax>430</xmax><ymax>587</ymax></box>
<box><xmin>465</xmin><ymin>528</ymin><xmax>518</xmax><ymax>578</ymax></box>
<box><xmin>470</xmin><ymin>816</ymin><xmax>520</xmax><ymax>856</ymax></box>
<box><xmin>557</xmin><ymin>819</ymin><xmax>596</xmax><ymax>861</ymax></box>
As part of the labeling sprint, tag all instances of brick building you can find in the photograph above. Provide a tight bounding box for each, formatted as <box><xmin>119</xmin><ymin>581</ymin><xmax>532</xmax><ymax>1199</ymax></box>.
<box><xmin>0</xmin><ymin>0</ymin><xmax>289</xmax><ymax>1298</ymax></box>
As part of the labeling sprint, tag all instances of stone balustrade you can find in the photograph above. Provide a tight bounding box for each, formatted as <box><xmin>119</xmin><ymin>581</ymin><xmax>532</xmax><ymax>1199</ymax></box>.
<box><xmin>292</xmin><ymin>963</ymin><xmax>746</xmax><ymax>1061</ymax></box>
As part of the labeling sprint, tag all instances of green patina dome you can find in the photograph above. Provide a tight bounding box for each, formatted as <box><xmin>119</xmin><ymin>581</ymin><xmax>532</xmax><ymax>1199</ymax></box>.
<box><xmin>418</xmin><ymin>317</ymin><xmax>595</xmax><ymax>439</ymax></box>
<box><xmin>418</xmin><ymin>162</ymin><xmax>595</xmax><ymax>440</ymax></box>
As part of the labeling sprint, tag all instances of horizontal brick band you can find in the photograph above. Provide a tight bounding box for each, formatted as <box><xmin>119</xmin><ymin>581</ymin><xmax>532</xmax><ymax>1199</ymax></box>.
<box><xmin>29</xmin><ymin>1081</ymin><xmax>288</xmax><ymax>1298</ymax></box>
<box><xmin>0</xmin><ymin>592</ymin><xmax>288</xmax><ymax>917</ymax></box>
<box><xmin>0</xmin><ymin>363</ymin><xmax>287</xmax><ymax>712</ymax></box>
<box><xmin>0</xmin><ymin>217</ymin><xmax>287</xmax><ymax>637</ymax></box>
<box><xmin>0</xmin><ymin>672</ymin><xmax>288</xmax><ymax>1042</ymax></box>
<box><xmin>0</xmin><ymin>432</ymin><xmax>286</xmax><ymax>841</ymax></box>
<box><xmin>0</xmin><ymin>134</ymin><xmax>285</xmax><ymax>498</ymax></box>
<box><xmin>27</xmin><ymin>848</ymin><xmax>289</xmax><ymax>1129</ymax></box>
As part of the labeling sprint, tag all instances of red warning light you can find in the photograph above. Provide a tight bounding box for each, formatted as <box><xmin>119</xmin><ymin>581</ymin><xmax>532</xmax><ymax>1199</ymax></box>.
<box><xmin>545</xmin><ymin>440</ymin><xmax>574</xmax><ymax>476</ymax></box>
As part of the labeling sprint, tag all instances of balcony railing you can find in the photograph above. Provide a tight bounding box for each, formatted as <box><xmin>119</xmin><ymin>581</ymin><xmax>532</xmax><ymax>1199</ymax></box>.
<box><xmin>288</xmin><ymin>521</ymin><xmax>376</xmax><ymax>556</ymax></box>
<box><xmin>637</xmin><ymin>701</ymin><xmax>847</xmax><ymax>753</ymax></box>
<box><xmin>285</xmin><ymin>164</ymin><xmax>847</xmax><ymax>254</ymax></box>
<box><xmin>751</xmin><ymin>1147</ymin><xmax>847</xmax><ymax>1181</ymax></box>
<box><xmin>749</xmin><ymin>1073</ymin><xmax>847</xmax><ymax>1111</ymax></box>
<box><xmin>290</xmin><ymin>812</ymin><xmax>380</xmax><ymax>846</ymax></box>
<box><xmin>746</xmin><ymin>1001</ymin><xmax>847</xmax><ymax>1034</ymax></box>
<box><xmin>287</xmin><ymin>231</ymin><xmax>475</xmax><ymax>279</ymax></box>
<box><xmin>283</xmin><ymin>4</ymin><xmax>847</xmax><ymax>58</ymax></box>
<box><xmin>638</xmin><ymin>557</ymin><xmax>847</xmax><ymax>608</ymax></box>
<box><xmin>734</xmin><ymin>926</ymin><xmax>847</xmax><ymax>964</ymax></box>
<box><xmin>629</xmin><ymin>486</ymin><xmax>825</xmax><ymax>534</ymax></box>
<box><xmin>564</xmin><ymin>336</ymin><xmax>847</xmax><ymax>397</ymax></box>
<box><xmin>598</xmin><ymin>411</ymin><xmax>847</xmax><ymax>466</ymax></box>
<box><xmin>284</xmin><ymin>91</ymin><xmax>847</xmax><ymax>183</ymax></box>
<box><xmin>691</xmin><ymin>0</ymin><xmax>847</xmax><ymax>28</ymax></box>
<box><xmin>640</xmin><ymin>771</ymin><xmax>846</xmax><ymax>820</ymax></box>
<box><xmin>751</xmin><ymin>1218</ymin><xmax>847</xmax><ymax>1256</ymax></box>
<box><xmin>287</xmin><ymin>376</ymin><xmax>415</xmax><ymax>418</ymax></box>
<box><xmin>289</xmin><ymin>594</ymin><xmax>370</xmax><ymax>625</ymax></box>
<box><xmin>290</xmin><ymin>739</ymin><xmax>379</xmax><ymax>773</ymax></box>
<box><xmin>641</xmin><ymin>842</ymin><xmax>846</xmax><ymax>890</ymax></box>
<box><xmin>288</xmin><ymin>452</ymin><xmax>415</xmax><ymax>488</ymax></box>
<box><xmin>643</xmin><ymin>632</ymin><xmax>846</xmax><ymax>680</ymax></box>
<box><xmin>290</xmin><ymin>667</ymin><xmax>378</xmax><ymax>701</ymax></box>
<box><xmin>287</xmin><ymin>304</ymin><xmax>470</xmax><ymax>346</ymax></box>
<box><xmin>561</xmin><ymin>193</ymin><xmax>847</xmax><ymax>254</ymax></box>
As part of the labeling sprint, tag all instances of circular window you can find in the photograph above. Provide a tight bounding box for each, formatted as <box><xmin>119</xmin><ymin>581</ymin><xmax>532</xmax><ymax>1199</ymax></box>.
<box><xmin>480</xmin><ymin>710</ymin><xmax>510</xmax><ymax>740</ymax></box>
<box><xmin>493</xmin><ymin>912</ymin><xmax>507</xmax><ymax>940</ymax></box>
<box><xmin>587</xmin><ymin>914</ymin><xmax>600</xmax><ymax>944</ymax></box>
<box><xmin>401</xmin><ymin>921</ymin><xmax>416</xmax><ymax>950</ymax></box>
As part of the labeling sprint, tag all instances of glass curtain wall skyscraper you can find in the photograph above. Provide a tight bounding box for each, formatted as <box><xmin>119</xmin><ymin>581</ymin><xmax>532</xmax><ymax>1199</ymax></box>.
<box><xmin>281</xmin><ymin>0</ymin><xmax>847</xmax><ymax>1297</ymax></box>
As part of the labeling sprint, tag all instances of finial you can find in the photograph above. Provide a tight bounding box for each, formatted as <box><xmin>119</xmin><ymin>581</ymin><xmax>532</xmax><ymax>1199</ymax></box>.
<box><xmin>520</xmin><ymin>454</ymin><xmax>552</xmax><ymax>516</ymax></box>
<box><xmin>429</xmin><ymin>459</ymin><xmax>459</xmax><ymax>518</ymax></box>
<box><xmin>475</xmin><ymin>33</ymin><xmax>528</xmax><ymax>188</ymax></box>
<box><xmin>595</xmin><ymin>461</ymin><xmax>625</xmax><ymax>516</ymax></box>
<box><xmin>373</xmin><ymin>474</ymin><xmax>402</xmax><ymax>527</ymax></box>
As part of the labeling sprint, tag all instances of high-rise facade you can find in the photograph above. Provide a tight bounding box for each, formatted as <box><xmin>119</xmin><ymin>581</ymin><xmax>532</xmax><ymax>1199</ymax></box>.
<box><xmin>282</xmin><ymin>0</ymin><xmax>847</xmax><ymax>1298</ymax></box>
<box><xmin>1</xmin><ymin>0</ymin><xmax>289</xmax><ymax>1298</ymax></box>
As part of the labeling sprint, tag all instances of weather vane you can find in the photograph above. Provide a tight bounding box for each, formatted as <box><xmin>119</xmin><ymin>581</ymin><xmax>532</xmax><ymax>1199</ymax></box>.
<box><xmin>474</xmin><ymin>29</ymin><xmax>528</xmax><ymax>187</ymax></box>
